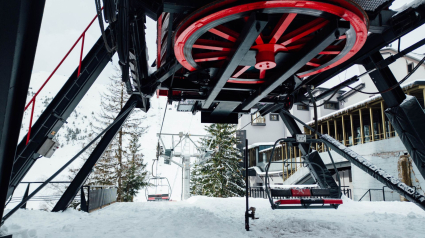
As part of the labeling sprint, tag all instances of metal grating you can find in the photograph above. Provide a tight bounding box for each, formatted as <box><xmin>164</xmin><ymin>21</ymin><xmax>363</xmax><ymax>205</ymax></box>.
<box><xmin>352</xmin><ymin>0</ymin><xmax>393</xmax><ymax>12</ymax></box>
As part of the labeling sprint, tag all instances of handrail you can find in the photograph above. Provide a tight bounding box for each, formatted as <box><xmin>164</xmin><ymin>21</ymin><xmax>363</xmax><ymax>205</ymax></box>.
<box><xmin>358</xmin><ymin>186</ymin><xmax>387</xmax><ymax>201</ymax></box>
<box><xmin>24</xmin><ymin>11</ymin><xmax>102</xmax><ymax>145</ymax></box>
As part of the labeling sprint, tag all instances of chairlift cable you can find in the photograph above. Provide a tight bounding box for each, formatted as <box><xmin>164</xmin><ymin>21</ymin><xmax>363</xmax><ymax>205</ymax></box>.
<box><xmin>346</xmin><ymin>55</ymin><xmax>425</xmax><ymax>95</ymax></box>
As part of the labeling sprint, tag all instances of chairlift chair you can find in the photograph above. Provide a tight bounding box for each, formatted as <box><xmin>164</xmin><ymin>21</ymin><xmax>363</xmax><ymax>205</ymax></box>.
<box><xmin>146</xmin><ymin>177</ymin><xmax>172</xmax><ymax>201</ymax></box>
<box><xmin>264</xmin><ymin>138</ymin><xmax>343</xmax><ymax>210</ymax></box>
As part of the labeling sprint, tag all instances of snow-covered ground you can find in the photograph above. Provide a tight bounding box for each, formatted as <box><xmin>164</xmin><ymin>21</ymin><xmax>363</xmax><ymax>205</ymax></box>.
<box><xmin>2</xmin><ymin>196</ymin><xmax>425</xmax><ymax>238</ymax></box>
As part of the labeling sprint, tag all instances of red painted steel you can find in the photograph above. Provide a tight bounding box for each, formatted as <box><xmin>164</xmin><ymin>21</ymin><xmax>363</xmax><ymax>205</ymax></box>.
<box><xmin>279</xmin><ymin>18</ymin><xmax>329</xmax><ymax>46</ymax></box>
<box><xmin>23</xmin><ymin>11</ymin><xmax>100</xmax><ymax>144</ymax></box>
<box><xmin>259</xmin><ymin>69</ymin><xmax>266</xmax><ymax>79</ymax></box>
<box><xmin>193</xmin><ymin>51</ymin><xmax>229</xmax><ymax>62</ymax></box>
<box><xmin>193</xmin><ymin>39</ymin><xmax>234</xmax><ymax>51</ymax></box>
<box><xmin>77</xmin><ymin>33</ymin><xmax>85</xmax><ymax>77</ymax></box>
<box><xmin>208</xmin><ymin>25</ymin><xmax>239</xmax><ymax>42</ymax></box>
<box><xmin>227</xmin><ymin>80</ymin><xmax>265</xmax><ymax>84</ymax></box>
<box><xmin>25</xmin><ymin>98</ymin><xmax>36</xmax><ymax>144</ymax></box>
<box><xmin>276</xmin><ymin>199</ymin><xmax>301</xmax><ymax>205</ymax></box>
<box><xmin>323</xmin><ymin>199</ymin><xmax>343</xmax><ymax>204</ymax></box>
<box><xmin>232</xmin><ymin>66</ymin><xmax>251</xmax><ymax>78</ymax></box>
<box><xmin>307</xmin><ymin>61</ymin><xmax>321</xmax><ymax>67</ymax></box>
<box><xmin>291</xmin><ymin>188</ymin><xmax>311</xmax><ymax>196</ymax></box>
<box><xmin>174</xmin><ymin>0</ymin><xmax>368</xmax><ymax>78</ymax></box>
<box><xmin>269</xmin><ymin>13</ymin><xmax>297</xmax><ymax>44</ymax></box>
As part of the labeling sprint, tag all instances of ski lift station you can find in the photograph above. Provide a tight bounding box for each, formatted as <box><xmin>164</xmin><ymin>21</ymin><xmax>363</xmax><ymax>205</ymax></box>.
<box><xmin>2</xmin><ymin>0</ymin><xmax>425</xmax><ymax>237</ymax></box>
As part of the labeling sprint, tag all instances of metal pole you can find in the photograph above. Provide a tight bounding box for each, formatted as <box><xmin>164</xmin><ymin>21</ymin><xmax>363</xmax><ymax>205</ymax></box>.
<box><xmin>0</xmin><ymin>0</ymin><xmax>46</xmax><ymax>224</ymax></box>
<box><xmin>182</xmin><ymin>155</ymin><xmax>191</xmax><ymax>200</ymax></box>
<box><xmin>245</xmin><ymin>139</ymin><xmax>249</xmax><ymax>231</ymax></box>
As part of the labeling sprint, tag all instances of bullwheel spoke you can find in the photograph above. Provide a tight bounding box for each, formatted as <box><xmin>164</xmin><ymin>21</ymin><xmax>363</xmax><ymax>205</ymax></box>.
<box><xmin>269</xmin><ymin>13</ymin><xmax>297</xmax><ymax>44</ymax></box>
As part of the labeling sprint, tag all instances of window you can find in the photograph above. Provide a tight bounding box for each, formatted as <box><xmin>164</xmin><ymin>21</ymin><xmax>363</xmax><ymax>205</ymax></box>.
<box><xmin>297</xmin><ymin>104</ymin><xmax>309</xmax><ymax>111</ymax></box>
<box><xmin>251</xmin><ymin>111</ymin><xmax>266</xmax><ymax>126</ymax></box>
<box><xmin>270</xmin><ymin>113</ymin><xmax>279</xmax><ymax>121</ymax></box>
<box><xmin>324</xmin><ymin>102</ymin><xmax>339</xmax><ymax>110</ymax></box>
<box><xmin>407</xmin><ymin>62</ymin><xmax>414</xmax><ymax>73</ymax></box>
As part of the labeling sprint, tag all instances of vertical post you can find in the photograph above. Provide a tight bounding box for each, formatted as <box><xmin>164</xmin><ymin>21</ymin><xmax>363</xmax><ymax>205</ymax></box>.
<box><xmin>77</xmin><ymin>33</ymin><xmax>85</xmax><ymax>77</ymax></box>
<box><xmin>334</xmin><ymin>119</ymin><xmax>338</xmax><ymax>141</ymax></box>
<box><xmin>22</xmin><ymin>183</ymin><xmax>30</xmax><ymax>209</ymax></box>
<box><xmin>290</xmin><ymin>146</ymin><xmax>293</xmax><ymax>176</ymax></box>
<box><xmin>342</xmin><ymin>115</ymin><xmax>346</xmax><ymax>146</ymax></box>
<box><xmin>327</xmin><ymin>121</ymin><xmax>330</xmax><ymax>135</ymax></box>
<box><xmin>183</xmin><ymin>155</ymin><xmax>191</xmax><ymax>200</ymax></box>
<box><xmin>321</xmin><ymin>124</ymin><xmax>324</xmax><ymax>152</ymax></box>
<box><xmin>294</xmin><ymin>147</ymin><xmax>297</xmax><ymax>171</ymax></box>
<box><xmin>381</xmin><ymin>101</ymin><xmax>387</xmax><ymax>139</ymax></box>
<box><xmin>244</xmin><ymin>139</ymin><xmax>249</xmax><ymax>231</ymax></box>
<box><xmin>370</xmin><ymin>107</ymin><xmax>375</xmax><ymax>142</ymax></box>
<box><xmin>0</xmin><ymin>0</ymin><xmax>46</xmax><ymax>224</ymax></box>
<box><xmin>422</xmin><ymin>88</ymin><xmax>425</xmax><ymax>108</ymax></box>
<box><xmin>26</xmin><ymin>99</ymin><xmax>36</xmax><ymax>145</ymax></box>
<box><xmin>359</xmin><ymin>109</ymin><xmax>364</xmax><ymax>144</ymax></box>
<box><xmin>350</xmin><ymin>114</ymin><xmax>355</xmax><ymax>146</ymax></box>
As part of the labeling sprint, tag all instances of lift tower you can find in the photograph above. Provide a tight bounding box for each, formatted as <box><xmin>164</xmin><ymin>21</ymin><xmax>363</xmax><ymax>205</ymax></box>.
<box><xmin>157</xmin><ymin>132</ymin><xmax>213</xmax><ymax>200</ymax></box>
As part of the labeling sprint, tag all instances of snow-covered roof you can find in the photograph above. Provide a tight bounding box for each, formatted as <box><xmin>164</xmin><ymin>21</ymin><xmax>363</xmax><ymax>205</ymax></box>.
<box><xmin>247</xmin><ymin>142</ymin><xmax>277</xmax><ymax>149</ymax></box>
<box><xmin>306</xmin><ymin>80</ymin><xmax>425</xmax><ymax>125</ymax></box>
<box><xmin>394</xmin><ymin>0</ymin><xmax>425</xmax><ymax>15</ymax></box>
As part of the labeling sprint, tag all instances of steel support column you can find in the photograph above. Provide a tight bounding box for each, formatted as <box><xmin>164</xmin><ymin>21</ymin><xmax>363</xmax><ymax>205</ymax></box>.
<box><xmin>0</xmin><ymin>0</ymin><xmax>45</xmax><ymax>223</ymax></box>
<box><xmin>279</xmin><ymin>110</ymin><xmax>340</xmax><ymax>198</ymax></box>
<box><xmin>51</xmin><ymin>95</ymin><xmax>140</xmax><ymax>212</ymax></box>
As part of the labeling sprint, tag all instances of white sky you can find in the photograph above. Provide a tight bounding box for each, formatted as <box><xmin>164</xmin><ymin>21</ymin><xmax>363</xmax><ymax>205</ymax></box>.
<box><xmin>31</xmin><ymin>0</ymin><xmax>424</xmax><ymax>87</ymax></box>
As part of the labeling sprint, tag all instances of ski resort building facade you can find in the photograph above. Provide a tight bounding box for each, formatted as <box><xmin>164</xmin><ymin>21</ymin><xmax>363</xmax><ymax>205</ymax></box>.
<box><xmin>240</xmin><ymin>49</ymin><xmax>425</xmax><ymax>201</ymax></box>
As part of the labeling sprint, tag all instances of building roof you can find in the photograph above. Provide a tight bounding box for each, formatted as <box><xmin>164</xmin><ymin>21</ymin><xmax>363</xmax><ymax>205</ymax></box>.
<box><xmin>306</xmin><ymin>80</ymin><xmax>425</xmax><ymax>125</ymax></box>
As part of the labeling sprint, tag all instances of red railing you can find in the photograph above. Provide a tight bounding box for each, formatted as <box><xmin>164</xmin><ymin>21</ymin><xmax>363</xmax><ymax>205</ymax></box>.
<box><xmin>24</xmin><ymin>13</ymin><xmax>100</xmax><ymax>145</ymax></box>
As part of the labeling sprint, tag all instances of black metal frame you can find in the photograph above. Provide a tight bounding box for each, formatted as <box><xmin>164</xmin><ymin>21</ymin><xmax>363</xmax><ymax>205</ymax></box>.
<box><xmin>0</xmin><ymin>0</ymin><xmax>46</xmax><ymax>225</ymax></box>
<box><xmin>3</xmin><ymin>0</ymin><xmax>425</xmax><ymax>227</ymax></box>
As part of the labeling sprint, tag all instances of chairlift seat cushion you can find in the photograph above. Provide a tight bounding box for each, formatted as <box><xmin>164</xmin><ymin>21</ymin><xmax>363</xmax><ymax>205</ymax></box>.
<box><xmin>270</xmin><ymin>189</ymin><xmax>292</xmax><ymax>197</ymax></box>
<box><xmin>310</xmin><ymin>189</ymin><xmax>331</xmax><ymax>196</ymax></box>
<box><xmin>275</xmin><ymin>198</ymin><xmax>343</xmax><ymax>205</ymax></box>
<box><xmin>291</xmin><ymin>188</ymin><xmax>311</xmax><ymax>196</ymax></box>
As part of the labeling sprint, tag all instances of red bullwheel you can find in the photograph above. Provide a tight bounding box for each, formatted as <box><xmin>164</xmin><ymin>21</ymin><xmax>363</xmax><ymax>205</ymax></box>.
<box><xmin>174</xmin><ymin>0</ymin><xmax>368</xmax><ymax>84</ymax></box>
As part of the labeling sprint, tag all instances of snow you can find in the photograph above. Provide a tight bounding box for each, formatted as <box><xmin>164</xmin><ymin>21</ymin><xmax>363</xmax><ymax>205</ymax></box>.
<box><xmin>394</xmin><ymin>0</ymin><xmax>425</xmax><ymax>15</ymax></box>
<box><xmin>2</xmin><ymin>196</ymin><xmax>425</xmax><ymax>238</ymax></box>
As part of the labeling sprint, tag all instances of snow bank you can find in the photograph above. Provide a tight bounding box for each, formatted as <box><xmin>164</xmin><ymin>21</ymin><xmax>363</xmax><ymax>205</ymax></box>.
<box><xmin>2</xmin><ymin>196</ymin><xmax>425</xmax><ymax>238</ymax></box>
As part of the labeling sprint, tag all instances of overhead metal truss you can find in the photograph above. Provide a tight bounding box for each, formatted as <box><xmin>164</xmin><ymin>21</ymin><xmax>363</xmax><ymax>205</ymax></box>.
<box><xmin>2</xmin><ymin>0</ymin><xmax>425</xmax><ymax>228</ymax></box>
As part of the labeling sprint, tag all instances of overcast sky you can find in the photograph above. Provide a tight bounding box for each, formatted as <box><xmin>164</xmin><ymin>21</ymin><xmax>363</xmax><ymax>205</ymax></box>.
<box><xmin>31</xmin><ymin>0</ymin><xmax>424</xmax><ymax>87</ymax></box>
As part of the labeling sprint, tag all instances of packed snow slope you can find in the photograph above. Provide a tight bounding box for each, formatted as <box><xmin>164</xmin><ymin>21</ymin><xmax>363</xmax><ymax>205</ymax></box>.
<box><xmin>2</xmin><ymin>196</ymin><xmax>425</xmax><ymax>238</ymax></box>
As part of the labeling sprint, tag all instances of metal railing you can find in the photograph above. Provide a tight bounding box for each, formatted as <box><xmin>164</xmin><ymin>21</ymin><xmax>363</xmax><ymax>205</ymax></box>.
<box><xmin>341</xmin><ymin>186</ymin><xmax>352</xmax><ymax>199</ymax></box>
<box><xmin>23</xmin><ymin>11</ymin><xmax>101</xmax><ymax>144</ymax></box>
<box><xmin>358</xmin><ymin>186</ymin><xmax>387</xmax><ymax>201</ymax></box>
<box><xmin>249</xmin><ymin>187</ymin><xmax>267</xmax><ymax>198</ymax></box>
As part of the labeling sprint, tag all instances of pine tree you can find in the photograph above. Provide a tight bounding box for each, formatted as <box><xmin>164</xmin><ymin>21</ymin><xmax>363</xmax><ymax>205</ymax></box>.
<box><xmin>68</xmin><ymin>66</ymin><xmax>149</xmax><ymax>203</ymax></box>
<box><xmin>191</xmin><ymin>124</ymin><xmax>245</xmax><ymax>197</ymax></box>
<box><xmin>121</xmin><ymin>132</ymin><xmax>149</xmax><ymax>202</ymax></box>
